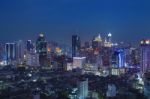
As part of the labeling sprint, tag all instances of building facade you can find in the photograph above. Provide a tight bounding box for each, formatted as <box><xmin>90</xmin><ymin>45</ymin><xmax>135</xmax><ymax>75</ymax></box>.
<box><xmin>36</xmin><ymin>33</ymin><xmax>47</xmax><ymax>66</ymax></box>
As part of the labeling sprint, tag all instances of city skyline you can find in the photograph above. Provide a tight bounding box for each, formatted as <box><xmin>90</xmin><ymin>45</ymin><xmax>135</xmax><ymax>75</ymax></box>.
<box><xmin>0</xmin><ymin>0</ymin><xmax>150</xmax><ymax>44</ymax></box>
<box><xmin>0</xmin><ymin>1</ymin><xmax>150</xmax><ymax>99</ymax></box>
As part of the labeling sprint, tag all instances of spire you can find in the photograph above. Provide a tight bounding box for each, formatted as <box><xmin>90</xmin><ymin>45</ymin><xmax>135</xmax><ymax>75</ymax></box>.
<box><xmin>98</xmin><ymin>33</ymin><xmax>101</xmax><ymax>39</ymax></box>
<box><xmin>94</xmin><ymin>33</ymin><xmax>102</xmax><ymax>42</ymax></box>
<box><xmin>108</xmin><ymin>32</ymin><xmax>112</xmax><ymax>37</ymax></box>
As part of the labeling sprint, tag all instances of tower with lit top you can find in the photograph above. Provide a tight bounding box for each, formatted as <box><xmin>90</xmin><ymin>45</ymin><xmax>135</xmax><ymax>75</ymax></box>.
<box><xmin>140</xmin><ymin>39</ymin><xmax>150</xmax><ymax>73</ymax></box>
<box><xmin>36</xmin><ymin>33</ymin><xmax>47</xmax><ymax>66</ymax></box>
<box><xmin>103</xmin><ymin>32</ymin><xmax>112</xmax><ymax>48</ymax></box>
<box><xmin>107</xmin><ymin>32</ymin><xmax>112</xmax><ymax>43</ymax></box>
<box><xmin>92</xmin><ymin>33</ymin><xmax>103</xmax><ymax>50</ymax></box>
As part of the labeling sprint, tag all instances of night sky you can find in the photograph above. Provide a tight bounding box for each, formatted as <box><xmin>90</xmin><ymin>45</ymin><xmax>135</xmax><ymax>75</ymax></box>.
<box><xmin>0</xmin><ymin>0</ymin><xmax>150</xmax><ymax>44</ymax></box>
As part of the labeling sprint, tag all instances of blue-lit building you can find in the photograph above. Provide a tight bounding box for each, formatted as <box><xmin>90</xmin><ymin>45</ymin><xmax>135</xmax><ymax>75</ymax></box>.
<box><xmin>72</xmin><ymin>35</ymin><xmax>81</xmax><ymax>57</ymax></box>
<box><xmin>36</xmin><ymin>33</ymin><xmax>47</xmax><ymax>66</ymax></box>
<box><xmin>141</xmin><ymin>39</ymin><xmax>150</xmax><ymax>73</ymax></box>
<box><xmin>112</xmin><ymin>49</ymin><xmax>125</xmax><ymax>68</ymax></box>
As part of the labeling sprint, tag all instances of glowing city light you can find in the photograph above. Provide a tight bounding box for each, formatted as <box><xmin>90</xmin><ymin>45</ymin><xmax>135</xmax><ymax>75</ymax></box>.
<box><xmin>39</xmin><ymin>33</ymin><xmax>44</xmax><ymax>37</ymax></box>
<box><xmin>108</xmin><ymin>32</ymin><xmax>112</xmax><ymax>37</ymax></box>
<box><xmin>146</xmin><ymin>40</ymin><xmax>150</xmax><ymax>44</ymax></box>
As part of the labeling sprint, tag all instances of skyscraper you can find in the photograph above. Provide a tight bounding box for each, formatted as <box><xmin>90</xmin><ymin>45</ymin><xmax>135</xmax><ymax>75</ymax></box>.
<box><xmin>36</xmin><ymin>33</ymin><xmax>47</xmax><ymax>66</ymax></box>
<box><xmin>5</xmin><ymin>43</ymin><xmax>16</xmax><ymax>63</ymax></box>
<box><xmin>104</xmin><ymin>33</ymin><xmax>112</xmax><ymax>48</ymax></box>
<box><xmin>107</xmin><ymin>32</ymin><xmax>112</xmax><ymax>43</ymax></box>
<box><xmin>102</xmin><ymin>47</ymin><xmax>111</xmax><ymax>67</ymax></box>
<box><xmin>112</xmin><ymin>49</ymin><xmax>125</xmax><ymax>68</ymax></box>
<box><xmin>72</xmin><ymin>35</ymin><xmax>81</xmax><ymax>57</ymax></box>
<box><xmin>16</xmin><ymin>40</ymin><xmax>24</xmax><ymax>64</ymax></box>
<box><xmin>92</xmin><ymin>34</ymin><xmax>103</xmax><ymax>49</ymax></box>
<box><xmin>26</xmin><ymin>40</ymin><xmax>33</xmax><ymax>52</ymax></box>
<box><xmin>141</xmin><ymin>39</ymin><xmax>150</xmax><ymax>73</ymax></box>
<box><xmin>0</xmin><ymin>43</ymin><xmax>6</xmax><ymax>61</ymax></box>
<box><xmin>78</xmin><ymin>78</ymin><xmax>88</xmax><ymax>99</ymax></box>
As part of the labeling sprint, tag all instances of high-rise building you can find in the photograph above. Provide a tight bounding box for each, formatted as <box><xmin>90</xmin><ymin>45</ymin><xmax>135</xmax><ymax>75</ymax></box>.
<box><xmin>73</xmin><ymin>57</ymin><xmax>86</xmax><ymax>69</ymax></box>
<box><xmin>5</xmin><ymin>43</ymin><xmax>16</xmax><ymax>63</ymax></box>
<box><xmin>92</xmin><ymin>40</ymin><xmax>99</xmax><ymax>50</ymax></box>
<box><xmin>92</xmin><ymin>34</ymin><xmax>103</xmax><ymax>49</ymax></box>
<box><xmin>107</xmin><ymin>32</ymin><xmax>112</xmax><ymax>43</ymax></box>
<box><xmin>72</xmin><ymin>35</ymin><xmax>81</xmax><ymax>57</ymax></box>
<box><xmin>112</xmin><ymin>49</ymin><xmax>125</xmax><ymax>68</ymax></box>
<box><xmin>130</xmin><ymin>48</ymin><xmax>140</xmax><ymax>66</ymax></box>
<box><xmin>94</xmin><ymin>34</ymin><xmax>102</xmax><ymax>42</ymax></box>
<box><xmin>16</xmin><ymin>40</ymin><xmax>24</xmax><ymax>64</ymax></box>
<box><xmin>0</xmin><ymin>43</ymin><xmax>6</xmax><ymax>61</ymax></box>
<box><xmin>141</xmin><ymin>39</ymin><xmax>150</xmax><ymax>73</ymax></box>
<box><xmin>26</xmin><ymin>40</ymin><xmax>33</xmax><ymax>52</ymax></box>
<box><xmin>78</xmin><ymin>78</ymin><xmax>88</xmax><ymax>99</ymax></box>
<box><xmin>104</xmin><ymin>33</ymin><xmax>112</xmax><ymax>48</ymax></box>
<box><xmin>36</xmin><ymin>33</ymin><xmax>47</xmax><ymax>66</ymax></box>
<box><xmin>102</xmin><ymin>47</ymin><xmax>111</xmax><ymax>67</ymax></box>
<box><xmin>26</xmin><ymin>53</ymin><xmax>40</xmax><ymax>67</ymax></box>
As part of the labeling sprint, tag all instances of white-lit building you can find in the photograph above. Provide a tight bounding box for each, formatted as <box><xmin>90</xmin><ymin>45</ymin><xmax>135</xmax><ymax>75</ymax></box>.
<box><xmin>111</xmin><ymin>68</ymin><xmax>125</xmax><ymax>76</ymax></box>
<box><xmin>66</xmin><ymin>62</ymin><xmax>73</xmax><ymax>71</ymax></box>
<box><xmin>73</xmin><ymin>57</ymin><xmax>86</xmax><ymax>69</ymax></box>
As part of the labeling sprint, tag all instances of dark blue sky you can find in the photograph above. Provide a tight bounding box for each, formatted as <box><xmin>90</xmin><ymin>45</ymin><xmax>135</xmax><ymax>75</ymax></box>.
<box><xmin>0</xmin><ymin>0</ymin><xmax>150</xmax><ymax>44</ymax></box>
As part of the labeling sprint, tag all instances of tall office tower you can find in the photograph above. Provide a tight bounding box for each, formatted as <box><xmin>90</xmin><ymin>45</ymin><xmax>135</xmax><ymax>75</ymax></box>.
<box><xmin>26</xmin><ymin>40</ymin><xmax>33</xmax><ymax>52</ymax></box>
<box><xmin>72</xmin><ymin>35</ymin><xmax>81</xmax><ymax>57</ymax></box>
<box><xmin>130</xmin><ymin>48</ymin><xmax>140</xmax><ymax>66</ymax></box>
<box><xmin>5</xmin><ymin>43</ymin><xmax>16</xmax><ymax>63</ymax></box>
<box><xmin>92</xmin><ymin>34</ymin><xmax>103</xmax><ymax>50</ymax></box>
<box><xmin>107</xmin><ymin>32</ymin><xmax>112</xmax><ymax>43</ymax></box>
<box><xmin>78</xmin><ymin>78</ymin><xmax>88</xmax><ymax>99</ymax></box>
<box><xmin>141</xmin><ymin>39</ymin><xmax>150</xmax><ymax>73</ymax></box>
<box><xmin>112</xmin><ymin>49</ymin><xmax>125</xmax><ymax>68</ymax></box>
<box><xmin>104</xmin><ymin>33</ymin><xmax>112</xmax><ymax>48</ymax></box>
<box><xmin>102</xmin><ymin>47</ymin><xmax>111</xmax><ymax>68</ymax></box>
<box><xmin>36</xmin><ymin>33</ymin><xmax>47</xmax><ymax>66</ymax></box>
<box><xmin>16</xmin><ymin>40</ymin><xmax>24</xmax><ymax>64</ymax></box>
<box><xmin>0</xmin><ymin>43</ymin><xmax>5</xmax><ymax>61</ymax></box>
